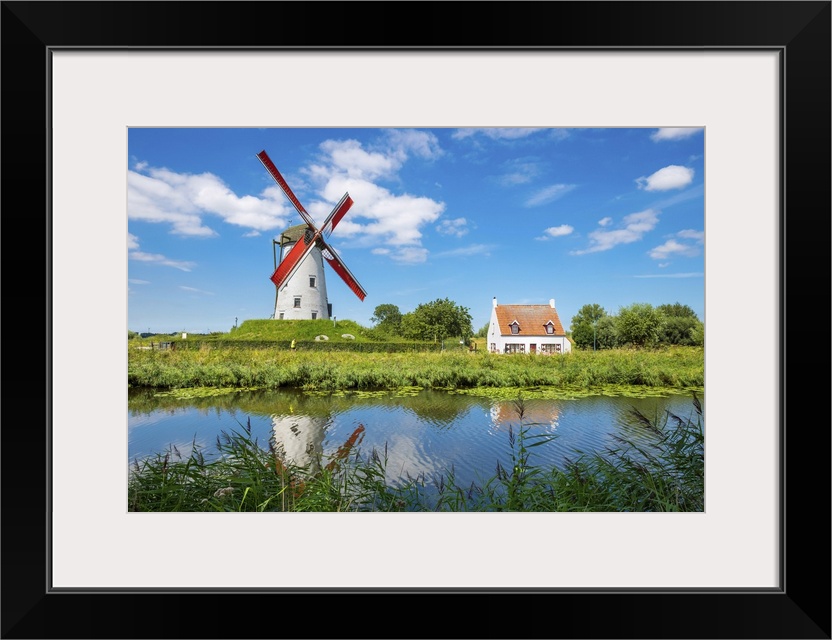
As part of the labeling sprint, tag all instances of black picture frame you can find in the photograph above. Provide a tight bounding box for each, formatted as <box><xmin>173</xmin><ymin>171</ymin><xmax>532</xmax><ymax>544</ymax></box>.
<box><xmin>3</xmin><ymin>2</ymin><xmax>829</xmax><ymax>638</ymax></box>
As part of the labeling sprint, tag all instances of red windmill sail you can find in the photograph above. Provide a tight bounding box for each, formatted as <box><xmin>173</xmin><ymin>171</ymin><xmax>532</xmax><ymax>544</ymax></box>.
<box><xmin>258</xmin><ymin>150</ymin><xmax>367</xmax><ymax>302</ymax></box>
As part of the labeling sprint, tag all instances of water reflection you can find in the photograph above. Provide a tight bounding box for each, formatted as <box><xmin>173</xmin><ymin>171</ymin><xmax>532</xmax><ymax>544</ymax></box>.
<box><xmin>128</xmin><ymin>387</ymin><xmax>701</xmax><ymax>489</ymax></box>
<box><xmin>488</xmin><ymin>400</ymin><xmax>561</xmax><ymax>434</ymax></box>
<box><xmin>270</xmin><ymin>412</ymin><xmax>330</xmax><ymax>476</ymax></box>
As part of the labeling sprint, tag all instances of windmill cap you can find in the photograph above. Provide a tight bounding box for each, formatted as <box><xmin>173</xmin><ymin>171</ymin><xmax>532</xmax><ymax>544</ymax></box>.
<box><xmin>278</xmin><ymin>224</ymin><xmax>310</xmax><ymax>243</ymax></box>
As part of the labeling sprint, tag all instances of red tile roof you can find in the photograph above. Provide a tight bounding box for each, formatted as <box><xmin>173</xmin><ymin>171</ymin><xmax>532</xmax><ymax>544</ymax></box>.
<box><xmin>495</xmin><ymin>305</ymin><xmax>566</xmax><ymax>336</ymax></box>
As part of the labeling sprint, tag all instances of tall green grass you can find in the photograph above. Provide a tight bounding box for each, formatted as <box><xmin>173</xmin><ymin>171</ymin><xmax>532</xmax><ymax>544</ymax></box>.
<box><xmin>128</xmin><ymin>394</ymin><xmax>704</xmax><ymax>513</ymax></box>
<box><xmin>128</xmin><ymin>346</ymin><xmax>704</xmax><ymax>391</ymax></box>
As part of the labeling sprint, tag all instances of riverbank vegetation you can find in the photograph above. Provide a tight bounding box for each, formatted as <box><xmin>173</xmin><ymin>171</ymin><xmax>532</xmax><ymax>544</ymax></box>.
<box><xmin>128</xmin><ymin>395</ymin><xmax>704</xmax><ymax>513</ymax></box>
<box><xmin>128</xmin><ymin>344</ymin><xmax>704</xmax><ymax>391</ymax></box>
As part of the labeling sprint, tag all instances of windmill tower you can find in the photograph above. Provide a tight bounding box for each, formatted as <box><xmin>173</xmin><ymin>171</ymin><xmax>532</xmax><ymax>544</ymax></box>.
<box><xmin>273</xmin><ymin>224</ymin><xmax>331</xmax><ymax>320</ymax></box>
<box><xmin>257</xmin><ymin>150</ymin><xmax>367</xmax><ymax>321</ymax></box>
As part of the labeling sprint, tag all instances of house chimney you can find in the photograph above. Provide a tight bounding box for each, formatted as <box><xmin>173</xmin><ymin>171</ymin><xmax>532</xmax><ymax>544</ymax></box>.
<box><xmin>493</xmin><ymin>297</ymin><xmax>498</xmax><ymax>308</ymax></box>
<box><xmin>549</xmin><ymin>298</ymin><xmax>555</xmax><ymax>308</ymax></box>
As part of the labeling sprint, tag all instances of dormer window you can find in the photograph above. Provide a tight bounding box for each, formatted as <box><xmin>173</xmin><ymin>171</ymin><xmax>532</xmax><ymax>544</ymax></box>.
<box><xmin>509</xmin><ymin>321</ymin><xmax>520</xmax><ymax>335</ymax></box>
<box><xmin>544</xmin><ymin>321</ymin><xmax>555</xmax><ymax>335</ymax></box>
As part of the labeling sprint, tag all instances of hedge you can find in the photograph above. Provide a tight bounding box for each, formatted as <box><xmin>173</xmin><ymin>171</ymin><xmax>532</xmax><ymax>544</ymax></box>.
<box><xmin>170</xmin><ymin>340</ymin><xmax>445</xmax><ymax>353</ymax></box>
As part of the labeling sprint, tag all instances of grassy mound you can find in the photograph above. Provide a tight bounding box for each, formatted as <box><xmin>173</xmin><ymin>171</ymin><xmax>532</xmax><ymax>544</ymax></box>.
<box><xmin>218</xmin><ymin>319</ymin><xmax>385</xmax><ymax>343</ymax></box>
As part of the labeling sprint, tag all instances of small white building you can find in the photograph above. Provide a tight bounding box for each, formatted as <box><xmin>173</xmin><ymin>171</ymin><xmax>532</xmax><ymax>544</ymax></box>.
<box><xmin>487</xmin><ymin>297</ymin><xmax>572</xmax><ymax>354</ymax></box>
<box><xmin>273</xmin><ymin>224</ymin><xmax>332</xmax><ymax>320</ymax></box>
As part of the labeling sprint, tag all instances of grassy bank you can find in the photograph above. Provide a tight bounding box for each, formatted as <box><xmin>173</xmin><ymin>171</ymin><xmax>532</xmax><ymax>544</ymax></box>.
<box><xmin>128</xmin><ymin>395</ymin><xmax>704</xmax><ymax>513</ymax></box>
<box><xmin>132</xmin><ymin>319</ymin><xmax>428</xmax><ymax>345</ymax></box>
<box><xmin>128</xmin><ymin>344</ymin><xmax>704</xmax><ymax>391</ymax></box>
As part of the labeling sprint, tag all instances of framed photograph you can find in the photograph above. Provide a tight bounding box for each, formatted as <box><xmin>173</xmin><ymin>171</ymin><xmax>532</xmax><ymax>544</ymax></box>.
<box><xmin>4</xmin><ymin>1</ymin><xmax>829</xmax><ymax>638</ymax></box>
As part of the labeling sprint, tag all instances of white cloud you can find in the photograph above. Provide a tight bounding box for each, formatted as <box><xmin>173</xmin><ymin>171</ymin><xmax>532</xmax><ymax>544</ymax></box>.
<box><xmin>371</xmin><ymin>248</ymin><xmax>390</xmax><ymax>255</ymax></box>
<box><xmin>128</xmin><ymin>234</ymin><xmax>196</xmax><ymax>271</ymax></box>
<box><xmin>549</xmin><ymin>129</ymin><xmax>571</xmax><ymax>141</ymax></box>
<box><xmin>452</xmin><ymin>128</ymin><xmax>545</xmax><ymax>140</ymax></box>
<box><xmin>128</xmin><ymin>279</ymin><xmax>150</xmax><ymax>285</ymax></box>
<box><xmin>648</xmin><ymin>228</ymin><xmax>704</xmax><ymax>260</ymax></box>
<box><xmin>536</xmin><ymin>225</ymin><xmax>574</xmax><ymax>240</ymax></box>
<box><xmin>498</xmin><ymin>161</ymin><xmax>541</xmax><ymax>186</ymax></box>
<box><xmin>598</xmin><ymin>217</ymin><xmax>613</xmax><ymax>227</ymax></box>
<box><xmin>390</xmin><ymin>247</ymin><xmax>429</xmax><ymax>264</ymax></box>
<box><xmin>297</xmin><ymin>139</ymin><xmax>446</xmax><ymax>252</ymax></box>
<box><xmin>648</xmin><ymin>239</ymin><xmax>701</xmax><ymax>260</ymax></box>
<box><xmin>525</xmin><ymin>184</ymin><xmax>577</xmax><ymax>207</ymax></box>
<box><xmin>636</xmin><ymin>165</ymin><xmax>694</xmax><ymax>191</ymax></box>
<box><xmin>384</xmin><ymin>129</ymin><xmax>444</xmax><ymax>160</ymax></box>
<box><xmin>129</xmin><ymin>251</ymin><xmax>196</xmax><ymax>272</ymax></box>
<box><xmin>436</xmin><ymin>217</ymin><xmax>469</xmax><ymax>237</ymax></box>
<box><xmin>650</xmin><ymin>128</ymin><xmax>703</xmax><ymax>141</ymax></box>
<box><xmin>179</xmin><ymin>286</ymin><xmax>214</xmax><ymax>295</ymax></box>
<box><xmin>677</xmin><ymin>229</ymin><xmax>705</xmax><ymax>242</ymax></box>
<box><xmin>572</xmin><ymin>209</ymin><xmax>659</xmax><ymax>255</ymax></box>
<box><xmin>128</xmin><ymin>165</ymin><xmax>290</xmax><ymax>236</ymax></box>
<box><xmin>318</xmin><ymin>139</ymin><xmax>401</xmax><ymax>181</ymax></box>
<box><xmin>316</xmin><ymin>130</ymin><xmax>442</xmax><ymax>184</ymax></box>
<box><xmin>435</xmin><ymin>244</ymin><xmax>494</xmax><ymax>258</ymax></box>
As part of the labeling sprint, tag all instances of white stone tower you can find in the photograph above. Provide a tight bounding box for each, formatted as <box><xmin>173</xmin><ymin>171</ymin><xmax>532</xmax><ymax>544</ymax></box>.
<box><xmin>273</xmin><ymin>224</ymin><xmax>331</xmax><ymax>320</ymax></box>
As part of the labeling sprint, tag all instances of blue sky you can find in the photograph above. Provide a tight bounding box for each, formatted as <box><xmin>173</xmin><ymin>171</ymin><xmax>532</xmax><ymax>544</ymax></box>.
<box><xmin>127</xmin><ymin>127</ymin><xmax>704</xmax><ymax>334</ymax></box>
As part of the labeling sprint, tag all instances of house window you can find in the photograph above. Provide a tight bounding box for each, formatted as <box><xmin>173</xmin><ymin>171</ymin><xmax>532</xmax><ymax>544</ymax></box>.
<box><xmin>504</xmin><ymin>343</ymin><xmax>524</xmax><ymax>354</ymax></box>
<box><xmin>293</xmin><ymin>297</ymin><xmax>301</xmax><ymax>308</ymax></box>
<box><xmin>278</xmin><ymin>312</ymin><xmax>284</xmax><ymax>320</ymax></box>
<box><xmin>311</xmin><ymin>311</ymin><xmax>318</xmax><ymax>320</ymax></box>
<box><xmin>544</xmin><ymin>322</ymin><xmax>554</xmax><ymax>334</ymax></box>
<box><xmin>510</xmin><ymin>321</ymin><xmax>520</xmax><ymax>335</ymax></box>
<box><xmin>490</xmin><ymin>343</ymin><xmax>496</xmax><ymax>353</ymax></box>
<box><xmin>309</xmin><ymin>276</ymin><xmax>316</xmax><ymax>288</ymax></box>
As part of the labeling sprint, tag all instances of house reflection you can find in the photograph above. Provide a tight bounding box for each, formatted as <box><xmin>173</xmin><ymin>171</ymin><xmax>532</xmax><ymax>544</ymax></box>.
<box><xmin>488</xmin><ymin>400</ymin><xmax>561</xmax><ymax>433</ymax></box>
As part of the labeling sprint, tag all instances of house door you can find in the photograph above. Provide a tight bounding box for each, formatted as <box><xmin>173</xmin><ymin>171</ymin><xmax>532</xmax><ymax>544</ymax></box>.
<box><xmin>529</xmin><ymin>344</ymin><xmax>536</xmax><ymax>354</ymax></box>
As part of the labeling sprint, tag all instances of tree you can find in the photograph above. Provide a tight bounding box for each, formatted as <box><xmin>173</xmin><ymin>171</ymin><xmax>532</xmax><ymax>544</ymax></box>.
<box><xmin>475</xmin><ymin>321</ymin><xmax>490</xmax><ymax>338</ymax></box>
<box><xmin>570</xmin><ymin>304</ymin><xmax>607</xmax><ymax>350</ymax></box>
<box><xmin>659</xmin><ymin>316</ymin><xmax>702</xmax><ymax>345</ymax></box>
<box><xmin>656</xmin><ymin>302</ymin><xmax>701</xmax><ymax>345</ymax></box>
<box><xmin>594</xmin><ymin>315</ymin><xmax>619</xmax><ymax>349</ymax></box>
<box><xmin>616</xmin><ymin>303</ymin><xmax>665</xmax><ymax>347</ymax></box>
<box><xmin>689</xmin><ymin>320</ymin><xmax>704</xmax><ymax>346</ymax></box>
<box><xmin>370</xmin><ymin>303</ymin><xmax>403</xmax><ymax>335</ymax></box>
<box><xmin>399</xmin><ymin>298</ymin><xmax>473</xmax><ymax>343</ymax></box>
<box><xmin>657</xmin><ymin>303</ymin><xmax>698</xmax><ymax>319</ymax></box>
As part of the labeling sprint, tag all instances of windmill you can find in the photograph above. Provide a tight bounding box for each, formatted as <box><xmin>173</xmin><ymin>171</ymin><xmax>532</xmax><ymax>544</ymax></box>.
<box><xmin>257</xmin><ymin>150</ymin><xmax>367</xmax><ymax>321</ymax></box>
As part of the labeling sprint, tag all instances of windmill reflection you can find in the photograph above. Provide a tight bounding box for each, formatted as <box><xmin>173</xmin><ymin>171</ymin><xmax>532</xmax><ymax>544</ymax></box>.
<box><xmin>270</xmin><ymin>409</ymin><xmax>365</xmax><ymax>477</ymax></box>
<box><xmin>270</xmin><ymin>412</ymin><xmax>329</xmax><ymax>476</ymax></box>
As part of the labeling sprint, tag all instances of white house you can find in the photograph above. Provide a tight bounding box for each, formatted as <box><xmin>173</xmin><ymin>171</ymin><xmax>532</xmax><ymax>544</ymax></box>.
<box><xmin>487</xmin><ymin>297</ymin><xmax>572</xmax><ymax>354</ymax></box>
<box><xmin>273</xmin><ymin>224</ymin><xmax>332</xmax><ymax>320</ymax></box>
